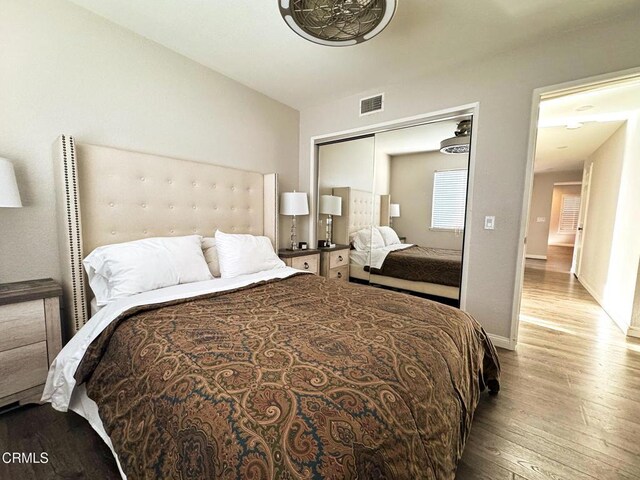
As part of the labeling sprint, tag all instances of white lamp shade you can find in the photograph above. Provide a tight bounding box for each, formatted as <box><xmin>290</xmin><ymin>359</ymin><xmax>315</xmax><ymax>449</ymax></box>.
<box><xmin>390</xmin><ymin>203</ymin><xmax>400</xmax><ymax>218</ymax></box>
<box><xmin>280</xmin><ymin>192</ymin><xmax>309</xmax><ymax>216</ymax></box>
<box><xmin>0</xmin><ymin>157</ymin><xmax>22</xmax><ymax>208</ymax></box>
<box><xmin>319</xmin><ymin>195</ymin><xmax>342</xmax><ymax>216</ymax></box>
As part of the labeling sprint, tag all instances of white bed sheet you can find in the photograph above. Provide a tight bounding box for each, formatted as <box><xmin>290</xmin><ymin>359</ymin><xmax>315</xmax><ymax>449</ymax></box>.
<box><xmin>349</xmin><ymin>243</ymin><xmax>414</xmax><ymax>269</ymax></box>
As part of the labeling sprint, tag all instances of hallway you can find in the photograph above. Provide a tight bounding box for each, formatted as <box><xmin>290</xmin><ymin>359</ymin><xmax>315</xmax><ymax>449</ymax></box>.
<box><xmin>457</xmin><ymin>246</ymin><xmax>640</xmax><ymax>479</ymax></box>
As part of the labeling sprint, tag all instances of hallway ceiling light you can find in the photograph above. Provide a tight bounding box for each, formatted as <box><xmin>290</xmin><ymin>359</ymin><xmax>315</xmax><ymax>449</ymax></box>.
<box><xmin>440</xmin><ymin>120</ymin><xmax>472</xmax><ymax>155</ymax></box>
<box><xmin>279</xmin><ymin>0</ymin><xmax>397</xmax><ymax>47</ymax></box>
<box><xmin>566</xmin><ymin>122</ymin><xmax>584</xmax><ymax>129</ymax></box>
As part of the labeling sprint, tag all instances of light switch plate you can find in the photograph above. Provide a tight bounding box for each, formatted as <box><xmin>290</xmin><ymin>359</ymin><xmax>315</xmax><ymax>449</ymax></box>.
<box><xmin>536</xmin><ymin>217</ymin><xmax>546</xmax><ymax>223</ymax></box>
<box><xmin>484</xmin><ymin>216</ymin><xmax>495</xmax><ymax>230</ymax></box>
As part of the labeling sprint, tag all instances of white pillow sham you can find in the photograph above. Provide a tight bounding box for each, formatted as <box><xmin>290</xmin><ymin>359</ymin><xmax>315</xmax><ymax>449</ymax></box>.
<box><xmin>214</xmin><ymin>230</ymin><xmax>285</xmax><ymax>279</ymax></box>
<box><xmin>83</xmin><ymin>235</ymin><xmax>212</xmax><ymax>306</ymax></box>
<box><xmin>377</xmin><ymin>226</ymin><xmax>401</xmax><ymax>246</ymax></box>
<box><xmin>351</xmin><ymin>227</ymin><xmax>385</xmax><ymax>251</ymax></box>
<box><xmin>201</xmin><ymin>237</ymin><xmax>221</xmax><ymax>277</ymax></box>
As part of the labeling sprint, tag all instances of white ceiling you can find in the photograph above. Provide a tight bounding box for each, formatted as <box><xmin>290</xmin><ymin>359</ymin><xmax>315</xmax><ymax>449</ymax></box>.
<box><xmin>535</xmin><ymin>78</ymin><xmax>640</xmax><ymax>172</ymax></box>
<box><xmin>67</xmin><ymin>0</ymin><xmax>640</xmax><ymax>109</ymax></box>
<box><xmin>375</xmin><ymin>119</ymin><xmax>461</xmax><ymax>156</ymax></box>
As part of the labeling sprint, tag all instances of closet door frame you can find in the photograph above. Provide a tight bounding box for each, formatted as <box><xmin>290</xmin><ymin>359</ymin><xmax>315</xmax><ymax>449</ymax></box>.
<box><xmin>307</xmin><ymin>102</ymin><xmax>479</xmax><ymax>310</ymax></box>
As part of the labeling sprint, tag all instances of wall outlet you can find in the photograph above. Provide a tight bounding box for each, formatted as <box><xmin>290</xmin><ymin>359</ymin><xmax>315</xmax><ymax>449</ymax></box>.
<box><xmin>484</xmin><ymin>216</ymin><xmax>495</xmax><ymax>230</ymax></box>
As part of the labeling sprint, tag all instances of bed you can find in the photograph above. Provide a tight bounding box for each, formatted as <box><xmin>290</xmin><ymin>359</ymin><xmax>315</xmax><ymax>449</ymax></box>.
<box><xmin>331</xmin><ymin>187</ymin><xmax>461</xmax><ymax>300</ymax></box>
<box><xmin>43</xmin><ymin>136</ymin><xmax>500</xmax><ymax>480</ymax></box>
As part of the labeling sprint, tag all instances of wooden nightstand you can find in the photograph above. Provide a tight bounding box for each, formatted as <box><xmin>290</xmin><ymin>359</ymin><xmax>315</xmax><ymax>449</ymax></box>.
<box><xmin>278</xmin><ymin>249</ymin><xmax>320</xmax><ymax>275</ymax></box>
<box><xmin>0</xmin><ymin>279</ymin><xmax>62</xmax><ymax>409</ymax></box>
<box><xmin>319</xmin><ymin>245</ymin><xmax>350</xmax><ymax>282</ymax></box>
<box><xmin>398</xmin><ymin>236</ymin><xmax>407</xmax><ymax>243</ymax></box>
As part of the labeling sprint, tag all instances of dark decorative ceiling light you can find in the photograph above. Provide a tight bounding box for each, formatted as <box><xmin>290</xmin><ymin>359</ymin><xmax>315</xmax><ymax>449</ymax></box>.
<box><xmin>440</xmin><ymin>120</ymin><xmax>472</xmax><ymax>155</ymax></box>
<box><xmin>279</xmin><ymin>0</ymin><xmax>397</xmax><ymax>47</ymax></box>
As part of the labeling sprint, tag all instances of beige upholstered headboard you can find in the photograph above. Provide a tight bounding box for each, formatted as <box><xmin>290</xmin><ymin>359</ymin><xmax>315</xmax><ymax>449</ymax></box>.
<box><xmin>53</xmin><ymin>135</ymin><xmax>278</xmax><ymax>338</ymax></box>
<box><xmin>332</xmin><ymin>187</ymin><xmax>382</xmax><ymax>245</ymax></box>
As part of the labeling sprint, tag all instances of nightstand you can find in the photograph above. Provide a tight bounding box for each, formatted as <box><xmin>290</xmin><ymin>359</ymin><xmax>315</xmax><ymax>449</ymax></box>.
<box><xmin>278</xmin><ymin>249</ymin><xmax>320</xmax><ymax>275</ymax></box>
<box><xmin>398</xmin><ymin>236</ymin><xmax>407</xmax><ymax>243</ymax></box>
<box><xmin>319</xmin><ymin>244</ymin><xmax>350</xmax><ymax>282</ymax></box>
<box><xmin>0</xmin><ymin>279</ymin><xmax>62</xmax><ymax>409</ymax></box>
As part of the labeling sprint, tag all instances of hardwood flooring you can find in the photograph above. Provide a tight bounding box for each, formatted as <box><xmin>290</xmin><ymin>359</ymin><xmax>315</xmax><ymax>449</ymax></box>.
<box><xmin>1</xmin><ymin>245</ymin><xmax>638</xmax><ymax>479</ymax></box>
<box><xmin>458</xmin><ymin>245</ymin><xmax>640</xmax><ymax>479</ymax></box>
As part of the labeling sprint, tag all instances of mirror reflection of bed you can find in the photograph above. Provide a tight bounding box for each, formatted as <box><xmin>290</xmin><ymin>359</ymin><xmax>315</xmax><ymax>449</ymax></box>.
<box><xmin>317</xmin><ymin>118</ymin><xmax>471</xmax><ymax>307</ymax></box>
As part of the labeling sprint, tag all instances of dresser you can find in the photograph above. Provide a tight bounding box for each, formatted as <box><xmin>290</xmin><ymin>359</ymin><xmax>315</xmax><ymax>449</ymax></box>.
<box><xmin>278</xmin><ymin>249</ymin><xmax>320</xmax><ymax>275</ymax></box>
<box><xmin>0</xmin><ymin>279</ymin><xmax>63</xmax><ymax>409</ymax></box>
<box><xmin>319</xmin><ymin>245</ymin><xmax>350</xmax><ymax>282</ymax></box>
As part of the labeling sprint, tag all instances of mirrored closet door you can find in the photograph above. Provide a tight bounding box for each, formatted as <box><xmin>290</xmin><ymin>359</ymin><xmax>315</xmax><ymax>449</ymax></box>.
<box><xmin>316</xmin><ymin>116</ymin><xmax>472</xmax><ymax>307</ymax></box>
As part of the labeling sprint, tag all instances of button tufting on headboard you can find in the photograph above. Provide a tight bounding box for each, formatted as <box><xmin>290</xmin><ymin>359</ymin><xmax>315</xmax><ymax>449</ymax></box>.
<box><xmin>53</xmin><ymin>136</ymin><xmax>278</xmax><ymax>337</ymax></box>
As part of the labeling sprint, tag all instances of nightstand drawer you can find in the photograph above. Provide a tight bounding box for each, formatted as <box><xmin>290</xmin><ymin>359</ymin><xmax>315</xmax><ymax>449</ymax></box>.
<box><xmin>0</xmin><ymin>300</ymin><xmax>46</xmax><ymax>352</ymax></box>
<box><xmin>0</xmin><ymin>341</ymin><xmax>48</xmax><ymax>399</ymax></box>
<box><xmin>328</xmin><ymin>265</ymin><xmax>349</xmax><ymax>281</ymax></box>
<box><xmin>291</xmin><ymin>255</ymin><xmax>319</xmax><ymax>274</ymax></box>
<box><xmin>329</xmin><ymin>250</ymin><xmax>348</xmax><ymax>269</ymax></box>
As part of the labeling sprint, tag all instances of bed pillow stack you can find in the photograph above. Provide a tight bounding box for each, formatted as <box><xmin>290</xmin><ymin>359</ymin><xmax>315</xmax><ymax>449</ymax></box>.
<box><xmin>83</xmin><ymin>235</ymin><xmax>212</xmax><ymax>306</ymax></box>
<box><xmin>214</xmin><ymin>230</ymin><xmax>285</xmax><ymax>278</ymax></box>
<box><xmin>351</xmin><ymin>227</ymin><xmax>386</xmax><ymax>251</ymax></box>
<box><xmin>377</xmin><ymin>226</ymin><xmax>401</xmax><ymax>246</ymax></box>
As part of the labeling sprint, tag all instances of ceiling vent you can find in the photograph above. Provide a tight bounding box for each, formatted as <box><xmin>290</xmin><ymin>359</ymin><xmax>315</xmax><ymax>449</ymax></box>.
<box><xmin>360</xmin><ymin>94</ymin><xmax>384</xmax><ymax>116</ymax></box>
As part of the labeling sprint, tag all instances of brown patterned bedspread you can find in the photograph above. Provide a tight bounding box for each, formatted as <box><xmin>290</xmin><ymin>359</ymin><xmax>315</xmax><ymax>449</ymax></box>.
<box><xmin>77</xmin><ymin>274</ymin><xmax>499</xmax><ymax>480</ymax></box>
<box><xmin>368</xmin><ymin>246</ymin><xmax>462</xmax><ymax>287</ymax></box>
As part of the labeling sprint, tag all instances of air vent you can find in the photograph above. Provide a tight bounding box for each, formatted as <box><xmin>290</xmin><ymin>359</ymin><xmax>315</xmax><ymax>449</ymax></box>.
<box><xmin>360</xmin><ymin>93</ymin><xmax>384</xmax><ymax>116</ymax></box>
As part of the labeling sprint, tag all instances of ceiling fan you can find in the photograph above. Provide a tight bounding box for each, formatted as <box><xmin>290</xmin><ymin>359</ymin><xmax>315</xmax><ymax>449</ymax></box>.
<box><xmin>279</xmin><ymin>0</ymin><xmax>397</xmax><ymax>47</ymax></box>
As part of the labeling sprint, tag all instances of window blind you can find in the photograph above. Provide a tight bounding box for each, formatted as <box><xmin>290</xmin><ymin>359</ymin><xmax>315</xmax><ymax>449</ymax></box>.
<box><xmin>558</xmin><ymin>194</ymin><xmax>581</xmax><ymax>234</ymax></box>
<box><xmin>431</xmin><ymin>169</ymin><xmax>468</xmax><ymax>230</ymax></box>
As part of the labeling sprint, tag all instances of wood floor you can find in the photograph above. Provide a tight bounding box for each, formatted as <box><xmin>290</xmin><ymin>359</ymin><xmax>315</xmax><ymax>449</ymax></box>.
<box><xmin>1</xmin><ymin>245</ymin><xmax>639</xmax><ymax>479</ymax></box>
<box><xmin>457</xmin><ymin>245</ymin><xmax>640</xmax><ymax>479</ymax></box>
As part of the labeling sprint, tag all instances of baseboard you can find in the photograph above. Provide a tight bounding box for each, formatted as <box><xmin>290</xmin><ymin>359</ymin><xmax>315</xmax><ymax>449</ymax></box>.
<box><xmin>627</xmin><ymin>325</ymin><xmax>640</xmax><ymax>338</ymax></box>
<box><xmin>525</xmin><ymin>254</ymin><xmax>547</xmax><ymax>260</ymax></box>
<box><xmin>577</xmin><ymin>276</ymin><xmax>630</xmax><ymax>335</ymax></box>
<box><xmin>488</xmin><ymin>334</ymin><xmax>515</xmax><ymax>350</ymax></box>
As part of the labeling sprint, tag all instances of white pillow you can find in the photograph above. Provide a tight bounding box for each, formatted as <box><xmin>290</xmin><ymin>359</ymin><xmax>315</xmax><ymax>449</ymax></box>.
<box><xmin>214</xmin><ymin>230</ymin><xmax>285</xmax><ymax>278</ymax></box>
<box><xmin>201</xmin><ymin>237</ymin><xmax>221</xmax><ymax>277</ymax></box>
<box><xmin>377</xmin><ymin>226</ymin><xmax>401</xmax><ymax>246</ymax></box>
<box><xmin>83</xmin><ymin>235</ymin><xmax>212</xmax><ymax>306</ymax></box>
<box><xmin>351</xmin><ymin>227</ymin><xmax>385</xmax><ymax>251</ymax></box>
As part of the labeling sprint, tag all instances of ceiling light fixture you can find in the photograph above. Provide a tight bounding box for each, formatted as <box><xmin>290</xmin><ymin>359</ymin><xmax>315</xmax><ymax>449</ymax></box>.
<box><xmin>279</xmin><ymin>0</ymin><xmax>397</xmax><ymax>47</ymax></box>
<box><xmin>557</xmin><ymin>145</ymin><xmax>569</xmax><ymax>150</ymax></box>
<box><xmin>576</xmin><ymin>105</ymin><xmax>594</xmax><ymax>111</ymax></box>
<box><xmin>440</xmin><ymin>120</ymin><xmax>472</xmax><ymax>155</ymax></box>
<box><xmin>566</xmin><ymin>122</ymin><xmax>584</xmax><ymax>129</ymax></box>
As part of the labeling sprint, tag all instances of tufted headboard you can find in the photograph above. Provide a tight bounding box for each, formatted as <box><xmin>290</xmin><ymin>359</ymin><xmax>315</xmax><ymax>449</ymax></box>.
<box><xmin>52</xmin><ymin>135</ymin><xmax>278</xmax><ymax>338</ymax></box>
<box><xmin>331</xmin><ymin>187</ymin><xmax>382</xmax><ymax>245</ymax></box>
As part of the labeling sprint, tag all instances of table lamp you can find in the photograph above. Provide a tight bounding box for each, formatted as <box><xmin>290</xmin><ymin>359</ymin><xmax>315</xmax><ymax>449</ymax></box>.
<box><xmin>390</xmin><ymin>203</ymin><xmax>400</xmax><ymax>226</ymax></box>
<box><xmin>0</xmin><ymin>157</ymin><xmax>22</xmax><ymax>208</ymax></box>
<box><xmin>319</xmin><ymin>195</ymin><xmax>342</xmax><ymax>247</ymax></box>
<box><xmin>280</xmin><ymin>191</ymin><xmax>309</xmax><ymax>250</ymax></box>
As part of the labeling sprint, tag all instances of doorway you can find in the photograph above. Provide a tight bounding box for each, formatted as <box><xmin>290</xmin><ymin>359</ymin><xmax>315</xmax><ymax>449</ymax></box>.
<box><xmin>515</xmin><ymin>71</ymin><xmax>640</xmax><ymax>342</ymax></box>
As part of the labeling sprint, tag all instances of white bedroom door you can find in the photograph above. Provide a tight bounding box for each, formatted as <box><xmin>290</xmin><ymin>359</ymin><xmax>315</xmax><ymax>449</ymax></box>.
<box><xmin>572</xmin><ymin>162</ymin><xmax>592</xmax><ymax>277</ymax></box>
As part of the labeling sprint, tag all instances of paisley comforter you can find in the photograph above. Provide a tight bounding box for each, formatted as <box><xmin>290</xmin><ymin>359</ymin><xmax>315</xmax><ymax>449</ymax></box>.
<box><xmin>368</xmin><ymin>246</ymin><xmax>463</xmax><ymax>287</ymax></box>
<box><xmin>76</xmin><ymin>273</ymin><xmax>500</xmax><ymax>479</ymax></box>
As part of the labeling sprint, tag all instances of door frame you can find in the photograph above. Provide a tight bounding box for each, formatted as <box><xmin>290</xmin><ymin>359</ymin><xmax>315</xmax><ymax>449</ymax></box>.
<box><xmin>307</xmin><ymin>102</ymin><xmax>479</xmax><ymax>310</ymax></box>
<box><xmin>511</xmin><ymin>66</ymin><xmax>640</xmax><ymax>347</ymax></box>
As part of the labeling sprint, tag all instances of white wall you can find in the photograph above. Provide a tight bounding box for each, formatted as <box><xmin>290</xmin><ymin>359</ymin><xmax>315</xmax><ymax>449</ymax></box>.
<box><xmin>580</xmin><ymin>117</ymin><xmax>640</xmax><ymax>334</ymax></box>
<box><xmin>0</xmin><ymin>0</ymin><xmax>300</xmax><ymax>283</ymax></box>
<box><xmin>389</xmin><ymin>151</ymin><xmax>466</xmax><ymax>249</ymax></box>
<box><xmin>317</xmin><ymin>137</ymin><xmax>375</xmax><ymax>196</ymax></box>
<box><xmin>526</xmin><ymin>171</ymin><xmax>582</xmax><ymax>257</ymax></box>
<box><xmin>298</xmin><ymin>13</ymin><xmax>640</xmax><ymax>342</ymax></box>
